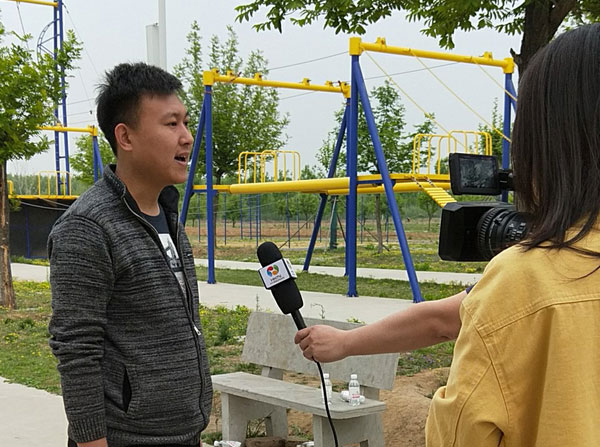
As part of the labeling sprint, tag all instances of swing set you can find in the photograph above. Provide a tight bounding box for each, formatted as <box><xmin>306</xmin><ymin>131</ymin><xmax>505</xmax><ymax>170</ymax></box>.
<box><xmin>181</xmin><ymin>36</ymin><xmax>517</xmax><ymax>302</ymax></box>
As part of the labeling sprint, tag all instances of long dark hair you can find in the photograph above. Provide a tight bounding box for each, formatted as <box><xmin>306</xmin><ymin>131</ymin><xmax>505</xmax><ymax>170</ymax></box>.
<box><xmin>512</xmin><ymin>23</ymin><xmax>600</xmax><ymax>256</ymax></box>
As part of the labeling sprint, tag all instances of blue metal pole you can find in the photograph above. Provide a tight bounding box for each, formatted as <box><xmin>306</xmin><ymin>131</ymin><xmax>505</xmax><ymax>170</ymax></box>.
<box><xmin>205</xmin><ymin>86</ymin><xmax>215</xmax><ymax>284</ymax></box>
<box><xmin>506</xmin><ymin>77</ymin><xmax>518</xmax><ymax>112</ymax></box>
<box><xmin>223</xmin><ymin>193</ymin><xmax>227</xmax><ymax>246</ymax></box>
<box><xmin>239</xmin><ymin>196</ymin><xmax>243</xmax><ymax>239</ymax></box>
<box><xmin>248</xmin><ymin>195</ymin><xmax>253</xmax><ymax>239</ymax></box>
<box><xmin>286</xmin><ymin>193</ymin><xmax>291</xmax><ymax>248</ymax></box>
<box><xmin>501</xmin><ymin>72</ymin><xmax>514</xmax><ymax>203</ymax></box>
<box><xmin>256</xmin><ymin>195</ymin><xmax>259</xmax><ymax>247</ymax></box>
<box><xmin>56</xmin><ymin>0</ymin><xmax>70</xmax><ymax>194</ymax></box>
<box><xmin>354</xmin><ymin>60</ymin><xmax>423</xmax><ymax>302</ymax></box>
<box><xmin>92</xmin><ymin>135</ymin><xmax>103</xmax><ymax>182</ymax></box>
<box><xmin>303</xmin><ymin>101</ymin><xmax>349</xmax><ymax>271</ymax></box>
<box><xmin>346</xmin><ymin>56</ymin><xmax>359</xmax><ymax>297</ymax></box>
<box><xmin>180</xmin><ymin>104</ymin><xmax>206</xmax><ymax>224</ymax></box>
<box><xmin>296</xmin><ymin>195</ymin><xmax>300</xmax><ymax>241</ymax></box>
<box><xmin>53</xmin><ymin>6</ymin><xmax>60</xmax><ymax>186</ymax></box>
<box><xmin>25</xmin><ymin>206</ymin><xmax>31</xmax><ymax>259</ymax></box>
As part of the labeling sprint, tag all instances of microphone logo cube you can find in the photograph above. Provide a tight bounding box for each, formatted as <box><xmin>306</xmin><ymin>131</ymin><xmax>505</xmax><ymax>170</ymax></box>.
<box><xmin>258</xmin><ymin>259</ymin><xmax>292</xmax><ymax>289</ymax></box>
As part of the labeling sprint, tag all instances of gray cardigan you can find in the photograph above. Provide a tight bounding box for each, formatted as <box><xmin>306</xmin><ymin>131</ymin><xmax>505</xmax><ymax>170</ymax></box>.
<box><xmin>48</xmin><ymin>166</ymin><xmax>212</xmax><ymax>446</ymax></box>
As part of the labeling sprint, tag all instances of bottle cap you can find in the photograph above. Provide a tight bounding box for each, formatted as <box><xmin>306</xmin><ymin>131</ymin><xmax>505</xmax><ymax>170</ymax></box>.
<box><xmin>350</xmin><ymin>373</ymin><xmax>357</xmax><ymax>379</ymax></box>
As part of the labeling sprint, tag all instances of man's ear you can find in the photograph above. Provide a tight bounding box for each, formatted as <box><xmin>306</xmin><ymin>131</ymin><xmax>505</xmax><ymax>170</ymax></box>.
<box><xmin>114</xmin><ymin>123</ymin><xmax>133</xmax><ymax>154</ymax></box>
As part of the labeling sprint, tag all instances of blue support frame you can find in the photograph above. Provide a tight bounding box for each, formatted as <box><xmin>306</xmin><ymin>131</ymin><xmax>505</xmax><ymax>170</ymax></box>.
<box><xmin>92</xmin><ymin>135</ymin><xmax>103</xmax><ymax>182</ymax></box>
<box><xmin>353</xmin><ymin>60</ymin><xmax>423</xmax><ymax>303</ymax></box>
<box><xmin>57</xmin><ymin>0</ymin><xmax>70</xmax><ymax>193</ymax></box>
<box><xmin>180</xmin><ymin>104</ymin><xmax>207</xmax><ymax>224</ymax></box>
<box><xmin>204</xmin><ymin>86</ymin><xmax>216</xmax><ymax>284</ymax></box>
<box><xmin>501</xmin><ymin>72</ymin><xmax>515</xmax><ymax>202</ymax></box>
<box><xmin>346</xmin><ymin>56</ymin><xmax>360</xmax><ymax>297</ymax></box>
<box><xmin>303</xmin><ymin>100</ymin><xmax>349</xmax><ymax>271</ymax></box>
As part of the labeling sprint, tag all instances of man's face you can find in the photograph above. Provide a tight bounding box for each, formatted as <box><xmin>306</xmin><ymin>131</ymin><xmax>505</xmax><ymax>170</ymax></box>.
<box><xmin>126</xmin><ymin>94</ymin><xmax>193</xmax><ymax>186</ymax></box>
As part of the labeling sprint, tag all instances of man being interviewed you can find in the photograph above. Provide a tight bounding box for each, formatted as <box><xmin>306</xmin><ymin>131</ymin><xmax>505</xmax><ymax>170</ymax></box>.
<box><xmin>48</xmin><ymin>63</ymin><xmax>212</xmax><ymax>447</ymax></box>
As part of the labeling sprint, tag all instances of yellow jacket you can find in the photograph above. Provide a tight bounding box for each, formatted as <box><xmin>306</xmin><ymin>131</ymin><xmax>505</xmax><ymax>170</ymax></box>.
<box><xmin>426</xmin><ymin>227</ymin><xmax>600</xmax><ymax>446</ymax></box>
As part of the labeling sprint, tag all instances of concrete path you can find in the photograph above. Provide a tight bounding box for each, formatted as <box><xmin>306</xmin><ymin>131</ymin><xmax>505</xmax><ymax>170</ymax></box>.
<box><xmin>199</xmin><ymin>281</ymin><xmax>413</xmax><ymax>324</ymax></box>
<box><xmin>0</xmin><ymin>377</ymin><xmax>68</xmax><ymax>446</ymax></box>
<box><xmin>11</xmin><ymin>262</ymin><xmax>50</xmax><ymax>282</ymax></box>
<box><xmin>4</xmin><ymin>261</ymin><xmax>477</xmax><ymax>446</ymax></box>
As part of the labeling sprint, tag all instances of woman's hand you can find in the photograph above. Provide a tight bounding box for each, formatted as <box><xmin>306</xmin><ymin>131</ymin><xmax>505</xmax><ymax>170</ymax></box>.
<box><xmin>294</xmin><ymin>325</ymin><xmax>349</xmax><ymax>362</ymax></box>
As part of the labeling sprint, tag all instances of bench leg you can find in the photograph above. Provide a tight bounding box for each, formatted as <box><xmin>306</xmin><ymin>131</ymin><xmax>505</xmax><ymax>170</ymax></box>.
<box><xmin>264</xmin><ymin>407</ymin><xmax>288</xmax><ymax>438</ymax></box>
<box><xmin>313</xmin><ymin>413</ymin><xmax>384</xmax><ymax>447</ymax></box>
<box><xmin>221</xmin><ymin>393</ymin><xmax>288</xmax><ymax>443</ymax></box>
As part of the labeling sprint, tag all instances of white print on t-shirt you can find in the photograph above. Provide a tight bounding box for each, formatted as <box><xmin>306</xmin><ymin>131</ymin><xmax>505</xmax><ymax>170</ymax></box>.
<box><xmin>158</xmin><ymin>233</ymin><xmax>187</xmax><ymax>293</ymax></box>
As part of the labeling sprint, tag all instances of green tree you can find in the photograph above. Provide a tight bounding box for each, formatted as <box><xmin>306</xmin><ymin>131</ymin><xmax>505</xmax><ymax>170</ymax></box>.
<box><xmin>174</xmin><ymin>24</ymin><xmax>289</xmax><ymax>247</ymax></box>
<box><xmin>0</xmin><ymin>22</ymin><xmax>80</xmax><ymax>309</ymax></box>
<box><xmin>175</xmin><ymin>24</ymin><xmax>289</xmax><ymax>186</ymax></box>
<box><xmin>315</xmin><ymin>105</ymin><xmax>347</xmax><ymax>177</ymax></box>
<box><xmin>235</xmin><ymin>0</ymin><xmax>600</xmax><ymax>74</ymax></box>
<box><xmin>70</xmin><ymin>134</ymin><xmax>116</xmax><ymax>187</ymax></box>
<box><xmin>417</xmin><ymin>191</ymin><xmax>439</xmax><ymax>231</ymax></box>
<box><xmin>478</xmin><ymin>98</ymin><xmax>504</xmax><ymax>160</ymax></box>
<box><xmin>318</xmin><ymin>80</ymin><xmax>434</xmax><ymax>253</ymax></box>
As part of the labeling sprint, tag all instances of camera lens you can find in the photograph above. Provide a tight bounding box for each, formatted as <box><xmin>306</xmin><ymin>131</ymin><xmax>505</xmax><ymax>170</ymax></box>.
<box><xmin>476</xmin><ymin>206</ymin><xmax>529</xmax><ymax>260</ymax></box>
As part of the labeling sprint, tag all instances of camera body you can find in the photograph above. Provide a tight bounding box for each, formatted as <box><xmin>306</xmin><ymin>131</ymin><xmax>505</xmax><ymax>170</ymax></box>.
<box><xmin>438</xmin><ymin>154</ymin><xmax>529</xmax><ymax>262</ymax></box>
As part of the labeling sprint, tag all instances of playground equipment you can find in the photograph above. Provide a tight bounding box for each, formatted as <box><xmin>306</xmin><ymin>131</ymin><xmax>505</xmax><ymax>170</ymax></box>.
<box><xmin>5</xmin><ymin>1</ymin><xmax>103</xmax><ymax>257</ymax></box>
<box><xmin>238</xmin><ymin>150</ymin><xmax>301</xmax><ymax>183</ymax></box>
<box><xmin>182</xmin><ymin>37</ymin><xmax>517</xmax><ymax>302</ymax></box>
<box><xmin>8</xmin><ymin>125</ymin><xmax>101</xmax><ymax>258</ymax></box>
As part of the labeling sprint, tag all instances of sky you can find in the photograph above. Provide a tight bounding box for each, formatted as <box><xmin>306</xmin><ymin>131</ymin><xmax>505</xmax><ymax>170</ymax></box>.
<box><xmin>2</xmin><ymin>0</ymin><xmax>522</xmax><ymax>177</ymax></box>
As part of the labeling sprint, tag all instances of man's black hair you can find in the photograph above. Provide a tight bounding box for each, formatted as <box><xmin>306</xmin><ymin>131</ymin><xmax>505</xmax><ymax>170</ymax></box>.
<box><xmin>96</xmin><ymin>62</ymin><xmax>183</xmax><ymax>156</ymax></box>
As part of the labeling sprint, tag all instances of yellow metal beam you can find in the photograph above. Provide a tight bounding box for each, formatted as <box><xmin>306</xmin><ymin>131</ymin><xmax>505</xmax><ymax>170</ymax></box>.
<box><xmin>194</xmin><ymin>174</ymin><xmax>452</xmax><ymax>195</ymax></box>
<box><xmin>327</xmin><ymin>182</ymin><xmax>451</xmax><ymax>196</ymax></box>
<box><xmin>40</xmin><ymin>125</ymin><xmax>98</xmax><ymax>136</ymax></box>
<box><xmin>5</xmin><ymin>0</ymin><xmax>57</xmax><ymax>7</ymax></box>
<box><xmin>203</xmin><ymin>69</ymin><xmax>351</xmax><ymax>98</ymax></box>
<box><xmin>358</xmin><ymin>37</ymin><xmax>515</xmax><ymax>74</ymax></box>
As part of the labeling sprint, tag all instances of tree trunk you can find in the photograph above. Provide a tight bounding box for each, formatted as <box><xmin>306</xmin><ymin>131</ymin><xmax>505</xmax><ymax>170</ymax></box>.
<box><xmin>515</xmin><ymin>0</ymin><xmax>577</xmax><ymax>75</ymax></box>
<box><xmin>0</xmin><ymin>160</ymin><xmax>16</xmax><ymax>309</ymax></box>
<box><xmin>375</xmin><ymin>194</ymin><xmax>383</xmax><ymax>254</ymax></box>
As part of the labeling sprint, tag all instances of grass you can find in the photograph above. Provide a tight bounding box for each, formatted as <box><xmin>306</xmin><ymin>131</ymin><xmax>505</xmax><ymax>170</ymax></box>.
<box><xmin>190</xmin><ymin>219</ymin><xmax>487</xmax><ymax>274</ymax></box>
<box><xmin>10</xmin><ymin>256</ymin><xmax>50</xmax><ymax>266</ymax></box>
<box><xmin>0</xmin><ymin>282</ymin><xmax>60</xmax><ymax>393</ymax></box>
<box><xmin>196</xmin><ymin>266</ymin><xmax>467</xmax><ymax>301</ymax></box>
<box><xmin>1</xmin><ymin>278</ymin><xmax>456</xmax><ymax>395</ymax></box>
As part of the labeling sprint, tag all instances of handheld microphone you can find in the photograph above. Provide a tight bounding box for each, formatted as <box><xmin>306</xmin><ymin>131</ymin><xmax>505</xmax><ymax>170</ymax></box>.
<box><xmin>257</xmin><ymin>241</ymin><xmax>306</xmax><ymax>330</ymax></box>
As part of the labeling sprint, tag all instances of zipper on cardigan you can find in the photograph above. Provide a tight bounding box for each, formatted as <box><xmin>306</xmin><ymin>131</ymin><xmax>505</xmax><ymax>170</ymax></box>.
<box><xmin>122</xmin><ymin>196</ymin><xmax>208</xmax><ymax>426</ymax></box>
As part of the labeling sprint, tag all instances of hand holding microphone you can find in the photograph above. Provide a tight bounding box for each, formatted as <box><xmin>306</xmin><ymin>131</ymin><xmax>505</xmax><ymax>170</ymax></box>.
<box><xmin>295</xmin><ymin>325</ymin><xmax>350</xmax><ymax>362</ymax></box>
<box><xmin>257</xmin><ymin>242</ymin><xmax>340</xmax><ymax>446</ymax></box>
<box><xmin>256</xmin><ymin>241</ymin><xmax>306</xmax><ymax>330</ymax></box>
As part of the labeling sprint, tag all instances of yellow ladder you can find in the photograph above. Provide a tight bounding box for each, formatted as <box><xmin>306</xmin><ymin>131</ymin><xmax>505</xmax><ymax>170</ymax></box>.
<box><xmin>414</xmin><ymin>178</ymin><xmax>456</xmax><ymax>208</ymax></box>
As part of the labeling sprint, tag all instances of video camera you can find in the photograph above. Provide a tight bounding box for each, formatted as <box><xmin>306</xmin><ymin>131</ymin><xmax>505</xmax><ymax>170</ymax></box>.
<box><xmin>438</xmin><ymin>153</ymin><xmax>530</xmax><ymax>261</ymax></box>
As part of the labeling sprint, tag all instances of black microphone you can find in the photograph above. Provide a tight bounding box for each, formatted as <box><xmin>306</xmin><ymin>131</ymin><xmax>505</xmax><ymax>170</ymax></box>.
<box><xmin>257</xmin><ymin>241</ymin><xmax>306</xmax><ymax>330</ymax></box>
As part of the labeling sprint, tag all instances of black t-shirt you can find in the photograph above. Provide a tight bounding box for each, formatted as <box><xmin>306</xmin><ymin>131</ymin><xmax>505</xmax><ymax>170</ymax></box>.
<box><xmin>141</xmin><ymin>205</ymin><xmax>187</xmax><ymax>294</ymax></box>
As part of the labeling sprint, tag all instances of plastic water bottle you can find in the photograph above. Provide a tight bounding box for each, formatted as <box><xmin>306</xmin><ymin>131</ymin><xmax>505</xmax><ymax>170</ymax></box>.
<box><xmin>321</xmin><ymin>373</ymin><xmax>332</xmax><ymax>404</ymax></box>
<box><xmin>348</xmin><ymin>373</ymin><xmax>360</xmax><ymax>406</ymax></box>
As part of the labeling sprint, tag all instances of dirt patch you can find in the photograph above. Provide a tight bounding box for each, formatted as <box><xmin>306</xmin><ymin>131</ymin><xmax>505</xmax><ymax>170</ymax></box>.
<box><xmin>208</xmin><ymin>368</ymin><xmax>449</xmax><ymax>446</ymax></box>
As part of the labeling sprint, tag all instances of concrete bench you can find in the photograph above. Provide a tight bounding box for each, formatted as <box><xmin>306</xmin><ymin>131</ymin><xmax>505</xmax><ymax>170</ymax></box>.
<box><xmin>211</xmin><ymin>311</ymin><xmax>400</xmax><ymax>446</ymax></box>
